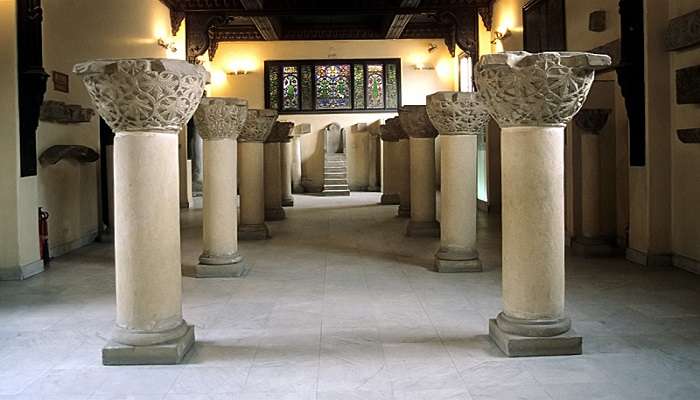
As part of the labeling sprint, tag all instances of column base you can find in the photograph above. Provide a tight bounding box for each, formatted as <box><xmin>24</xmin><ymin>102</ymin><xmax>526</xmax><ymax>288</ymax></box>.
<box><xmin>103</xmin><ymin>324</ymin><xmax>195</xmax><ymax>365</ymax></box>
<box><xmin>238</xmin><ymin>223</ymin><xmax>271</xmax><ymax>240</ymax></box>
<box><xmin>397</xmin><ymin>206</ymin><xmax>411</xmax><ymax>218</ymax></box>
<box><xmin>292</xmin><ymin>184</ymin><xmax>305</xmax><ymax>194</ymax></box>
<box><xmin>380</xmin><ymin>193</ymin><xmax>400</xmax><ymax>205</ymax></box>
<box><xmin>368</xmin><ymin>185</ymin><xmax>380</xmax><ymax>192</ymax></box>
<box><xmin>406</xmin><ymin>220</ymin><xmax>440</xmax><ymax>238</ymax></box>
<box><xmin>0</xmin><ymin>259</ymin><xmax>44</xmax><ymax>281</ymax></box>
<box><xmin>196</xmin><ymin>253</ymin><xmax>247</xmax><ymax>278</ymax></box>
<box><xmin>282</xmin><ymin>196</ymin><xmax>294</xmax><ymax>207</ymax></box>
<box><xmin>434</xmin><ymin>249</ymin><xmax>482</xmax><ymax>273</ymax></box>
<box><xmin>489</xmin><ymin>319</ymin><xmax>582</xmax><ymax>357</ymax></box>
<box><xmin>571</xmin><ymin>236</ymin><xmax>617</xmax><ymax>257</ymax></box>
<box><xmin>265</xmin><ymin>207</ymin><xmax>286</xmax><ymax>221</ymax></box>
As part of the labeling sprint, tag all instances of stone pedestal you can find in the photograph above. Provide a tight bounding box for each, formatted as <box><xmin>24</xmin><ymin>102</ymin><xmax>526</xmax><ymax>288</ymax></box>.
<box><xmin>193</xmin><ymin>97</ymin><xmax>248</xmax><ymax>278</ymax></box>
<box><xmin>367</xmin><ymin>120</ymin><xmax>381</xmax><ymax>192</ymax></box>
<box><xmin>238</xmin><ymin>109</ymin><xmax>278</xmax><ymax>240</ymax></box>
<box><xmin>379</xmin><ymin>120</ymin><xmax>401</xmax><ymax>205</ymax></box>
<box><xmin>476</xmin><ymin>51</ymin><xmax>611</xmax><ymax>357</ymax></box>
<box><xmin>281</xmin><ymin>140</ymin><xmax>294</xmax><ymax>206</ymax></box>
<box><xmin>427</xmin><ymin>92</ymin><xmax>490</xmax><ymax>272</ymax></box>
<box><xmin>74</xmin><ymin>59</ymin><xmax>208</xmax><ymax>365</ymax></box>
<box><xmin>397</xmin><ymin>137</ymin><xmax>411</xmax><ymax>218</ymax></box>
<box><xmin>292</xmin><ymin>123</ymin><xmax>311</xmax><ymax>193</ymax></box>
<box><xmin>264</xmin><ymin>122</ymin><xmax>293</xmax><ymax>220</ymax></box>
<box><xmin>572</xmin><ymin>109</ymin><xmax>615</xmax><ymax>256</ymax></box>
<box><xmin>399</xmin><ymin>106</ymin><xmax>439</xmax><ymax>237</ymax></box>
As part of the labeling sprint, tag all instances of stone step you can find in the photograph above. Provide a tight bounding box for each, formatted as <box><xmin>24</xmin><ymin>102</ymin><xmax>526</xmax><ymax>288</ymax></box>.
<box><xmin>324</xmin><ymin>184</ymin><xmax>349</xmax><ymax>190</ymax></box>
<box><xmin>322</xmin><ymin>189</ymin><xmax>351</xmax><ymax>196</ymax></box>
<box><xmin>324</xmin><ymin>179</ymin><xmax>347</xmax><ymax>185</ymax></box>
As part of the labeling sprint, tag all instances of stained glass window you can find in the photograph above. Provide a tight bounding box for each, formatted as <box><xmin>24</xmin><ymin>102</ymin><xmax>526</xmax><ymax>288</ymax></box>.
<box><xmin>366</xmin><ymin>64</ymin><xmax>384</xmax><ymax>109</ymax></box>
<box><xmin>353</xmin><ymin>64</ymin><xmax>365</xmax><ymax>109</ymax></box>
<box><xmin>265</xmin><ymin>59</ymin><xmax>400</xmax><ymax>114</ymax></box>
<box><xmin>315</xmin><ymin>64</ymin><xmax>352</xmax><ymax>110</ymax></box>
<box><xmin>282</xmin><ymin>66</ymin><xmax>299</xmax><ymax>111</ymax></box>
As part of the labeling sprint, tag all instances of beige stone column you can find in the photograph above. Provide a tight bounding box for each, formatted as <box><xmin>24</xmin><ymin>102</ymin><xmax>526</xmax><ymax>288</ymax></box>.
<box><xmin>291</xmin><ymin>123</ymin><xmax>310</xmax><ymax>193</ymax></box>
<box><xmin>379</xmin><ymin>122</ymin><xmax>401</xmax><ymax>205</ymax></box>
<box><xmin>399</xmin><ymin>106</ymin><xmax>439</xmax><ymax>237</ymax></box>
<box><xmin>75</xmin><ymin>59</ymin><xmax>208</xmax><ymax>365</ymax></box>
<box><xmin>572</xmin><ymin>109</ymin><xmax>614</xmax><ymax>256</ymax></box>
<box><xmin>367</xmin><ymin>120</ymin><xmax>382</xmax><ymax>192</ymax></box>
<box><xmin>264</xmin><ymin>122</ymin><xmax>292</xmax><ymax>220</ymax></box>
<box><xmin>397</xmin><ymin>133</ymin><xmax>411</xmax><ymax>218</ymax></box>
<box><xmin>476</xmin><ymin>51</ymin><xmax>610</xmax><ymax>357</ymax></box>
<box><xmin>427</xmin><ymin>92</ymin><xmax>491</xmax><ymax>273</ymax></box>
<box><xmin>193</xmin><ymin>97</ymin><xmax>248</xmax><ymax>278</ymax></box>
<box><xmin>238</xmin><ymin>109</ymin><xmax>278</xmax><ymax>240</ymax></box>
<box><xmin>348</xmin><ymin>123</ymin><xmax>369</xmax><ymax>191</ymax></box>
<box><xmin>279</xmin><ymin>123</ymin><xmax>295</xmax><ymax>206</ymax></box>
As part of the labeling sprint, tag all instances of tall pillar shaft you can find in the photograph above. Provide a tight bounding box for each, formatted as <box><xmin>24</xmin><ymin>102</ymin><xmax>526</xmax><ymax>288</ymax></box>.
<box><xmin>264</xmin><ymin>142</ymin><xmax>285</xmax><ymax>220</ymax></box>
<box><xmin>239</xmin><ymin>142</ymin><xmax>269</xmax><ymax>239</ymax></box>
<box><xmin>397</xmin><ymin>138</ymin><xmax>411</xmax><ymax>218</ymax></box>
<box><xmin>281</xmin><ymin>141</ymin><xmax>294</xmax><ymax>206</ymax></box>
<box><xmin>380</xmin><ymin>139</ymin><xmax>400</xmax><ymax>205</ymax></box>
<box><xmin>476</xmin><ymin>51</ymin><xmax>610</xmax><ymax>357</ymax></box>
<box><xmin>292</xmin><ymin>136</ymin><xmax>303</xmax><ymax>193</ymax></box>
<box><xmin>75</xmin><ymin>58</ymin><xmax>208</xmax><ymax>365</ymax></box>
<box><xmin>367</xmin><ymin>121</ymin><xmax>381</xmax><ymax>192</ymax></box>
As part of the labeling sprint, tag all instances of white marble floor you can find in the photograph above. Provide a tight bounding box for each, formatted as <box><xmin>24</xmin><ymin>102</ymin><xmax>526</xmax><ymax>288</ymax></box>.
<box><xmin>1</xmin><ymin>193</ymin><xmax>700</xmax><ymax>400</ymax></box>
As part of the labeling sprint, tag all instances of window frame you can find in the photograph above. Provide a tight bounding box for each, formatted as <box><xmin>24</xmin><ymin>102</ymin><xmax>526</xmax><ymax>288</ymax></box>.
<box><xmin>264</xmin><ymin>58</ymin><xmax>402</xmax><ymax>115</ymax></box>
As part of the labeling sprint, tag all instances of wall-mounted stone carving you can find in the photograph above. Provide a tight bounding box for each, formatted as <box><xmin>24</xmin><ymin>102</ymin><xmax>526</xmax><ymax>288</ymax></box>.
<box><xmin>39</xmin><ymin>145</ymin><xmax>99</xmax><ymax>166</ymax></box>
<box><xmin>589</xmin><ymin>40</ymin><xmax>620</xmax><ymax>71</ymax></box>
<box><xmin>589</xmin><ymin>10</ymin><xmax>606</xmax><ymax>32</ymax></box>
<box><xmin>676</xmin><ymin>65</ymin><xmax>700</xmax><ymax>104</ymax></box>
<box><xmin>665</xmin><ymin>8</ymin><xmax>700</xmax><ymax>51</ymax></box>
<box><xmin>574</xmin><ymin>108</ymin><xmax>611</xmax><ymax>135</ymax></box>
<box><xmin>39</xmin><ymin>100</ymin><xmax>95</xmax><ymax>124</ymax></box>
<box><xmin>677</xmin><ymin>129</ymin><xmax>700</xmax><ymax>143</ymax></box>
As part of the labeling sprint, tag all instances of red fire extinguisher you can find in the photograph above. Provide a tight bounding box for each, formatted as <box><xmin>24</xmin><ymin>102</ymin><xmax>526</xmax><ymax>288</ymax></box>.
<box><xmin>38</xmin><ymin>207</ymin><xmax>50</xmax><ymax>266</ymax></box>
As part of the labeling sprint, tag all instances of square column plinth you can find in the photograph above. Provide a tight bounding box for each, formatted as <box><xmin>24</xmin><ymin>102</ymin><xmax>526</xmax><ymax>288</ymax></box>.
<box><xmin>489</xmin><ymin>319</ymin><xmax>582</xmax><ymax>357</ymax></box>
<box><xmin>103</xmin><ymin>325</ymin><xmax>195</xmax><ymax>365</ymax></box>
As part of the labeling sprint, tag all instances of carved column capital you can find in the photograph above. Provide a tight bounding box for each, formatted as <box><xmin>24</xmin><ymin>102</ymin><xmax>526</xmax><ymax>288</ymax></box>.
<box><xmin>293</xmin><ymin>123</ymin><xmax>311</xmax><ymax>136</ymax></box>
<box><xmin>368</xmin><ymin>120</ymin><xmax>382</xmax><ymax>137</ymax></box>
<box><xmin>426</xmin><ymin>91</ymin><xmax>491</xmax><ymax>135</ymax></box>
<box><xmin>379</xmin><ymin>125</ymin><xmax>398</xmax><ymax>142</ymax></box>
<box><xmin>398</xmin><ymin>105</ymin><xmax>438</xmax><ymax>138</ymax></box>
<box><xmin>475</xmin><ymin>52</ymin><xmax>611</xmax><ymax>128</ymax></box>
<box><xmin>73</xmin><ymin>59</ymin><xmax>209</xmax><ymax>133</ymax></box>
<box><xmin>573</xmin><ymin>108</ymin><xmax>611</xmax><ymax>135</ymax></box>
<box><xmin>238</xmin><ymin>109</ymin><xmax>278</xmax><ymax>142</ymax></box>
<box><xmin>267</xmin><ymin>121</ymin><xmax>294</xmax><ymax>143</ymax></box>
<box><xmin>380</xmin><ymin>117</ymin><xmax>406</xmax><ymax>142</ymax></box>
<box><xmin>194</xmin><ymin>97</ymin><xmax>248</xmax><ymax>140</ymax></box>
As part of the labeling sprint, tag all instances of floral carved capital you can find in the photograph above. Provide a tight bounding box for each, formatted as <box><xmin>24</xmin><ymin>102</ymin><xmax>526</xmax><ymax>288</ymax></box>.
<box><xmin>380</xmin><ymin>117</ymin><xmax>406</xmax><ymax>142</ymax></box>
<box><xmin>194</xmin><ymin>97</ymin><xmax>248</xmax><ymax>140</ymax></box>
<box><xmin>73</xmin><ymin>59</ymin><xmax>209</xmax><ymax>133</ymax></box>
<box><xmin>398</xmin><ymin>105</ymin><xmax>438</xmax><ymax>139</ymax></box>
<box><xmin>267</xmin><ymin>121</ymin><xmax>295</xmax><ymax>143</ymax></box>
<box><xmin>239</xmin><ymin>109</ymin><xmax>278</xmax><ymax>142</ymax></box>
<box><xmin>475</xmin><ymin>52</ymin><xmax>611</xmax><ymax>128</ymax></box>
<box><xmin>426</xmin><ymin>92</ymin><xmax>490</xmax><ymax>135</ymax></box>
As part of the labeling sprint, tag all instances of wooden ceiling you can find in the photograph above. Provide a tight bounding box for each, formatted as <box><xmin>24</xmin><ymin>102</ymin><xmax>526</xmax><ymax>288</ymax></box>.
<box><xmin>159</xmin><ymin>0</ymin><xmax>494</xmax><ymax>62</ymax></box>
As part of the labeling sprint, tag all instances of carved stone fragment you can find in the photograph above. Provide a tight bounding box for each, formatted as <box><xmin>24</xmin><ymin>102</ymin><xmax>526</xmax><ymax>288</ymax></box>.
<box><xmin>677</xmin><ymin>128</ymin><xmax>700</xmax><ymax>143</ymax></box>
<box><xmin>589</xmin><ymin>40</ymin><xmax>620</xmax><ymax>71</ymax></box>
<box><xmin>398</xmin><ymin>105</ymin><xmax>438</xmax><ymax>138</ymax></box>
<box><xmin>39</xmin><ymin>145</ymin><xmax>99</xmax><ymax>166</ymax></box>
<box><xmin>39</xmin><ymin>100</ymin><xmax>95</xmax><ymax>124</ymax></box>
<box><xmin>589</xmin><ymin>10</ymin><xmax>606</xmax><ymax>32</ymax></box>
<box><xmin>574</xmin><ymin>109</ymin><xmax>611</xmax><ymax>135</ymax></box>
<box><xmin>239</xmin><ymin>109</ymin><xmax>278</xmax><ymax>142</ymax></box>
<box><xmin>676</xmin><ymin>65</ymin><xmax>700</xmax><ymax>104</ymax></box>
<box><xmin>426</xmin><ymin>91</ymin><xmax>490</xmax><ymax>135</ymax></box>
<box><xmin>194</xmin><ymin>97</ymin><xmax>248</xmax><ymax>141</ymax></box>
<box><xmin>665</xmin><ymin>8</ymin><xmax>700</xmax><ymax>51</ymax></box>
<box><xmin>267</xmin><ymin>121</ymin><xmax>294</xmax><ymax>143</ymax></box>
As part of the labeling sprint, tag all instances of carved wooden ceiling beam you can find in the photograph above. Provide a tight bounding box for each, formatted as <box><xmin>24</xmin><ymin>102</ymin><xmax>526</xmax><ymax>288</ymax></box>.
<box><xmin>386</xmin><ymin>0</ymin><xmax>421</xmax><ymax>39</ymax></box>
<box><xmin>239</xmin><ymin>0</ymin><xmax>279</xmax><ymax>40</ymax></box>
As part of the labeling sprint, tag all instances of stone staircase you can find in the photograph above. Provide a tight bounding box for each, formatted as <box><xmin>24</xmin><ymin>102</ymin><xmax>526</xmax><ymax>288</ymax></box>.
<box><xmin>322</xmin><ymin>154</ymin><xmax>350</xmax><ymax>196</ymax></box>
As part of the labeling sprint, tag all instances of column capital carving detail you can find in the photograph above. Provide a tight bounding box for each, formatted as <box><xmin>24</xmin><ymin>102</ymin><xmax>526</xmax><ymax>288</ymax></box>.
<box><xmin>475</xmin><ymin>52</ymin><xmax>611</xmax><ymax>128</ymax></box>
<box><xmin>73</xmin><ymin>59</ymin><xmax>209</xmax><ymax>133</ymax></box>
<box><xmin>194</xmin><ymin>97</ymin><xmax>248</xmax><ymax>140</ymax></box>
<box><xmin>398</xmin><ymin>105</ymin><xmax>438</xmax><ymax>139</ymax></box>
<box><xmin>380</xmin><ymin>117</ymin><xmax>406</xmax><ymax>142</ymax></box>
<box><xmin>267</xmin><ymin>121</ymin><xmax>295</xmax><ymax>143</ymax></box>
<box><xmin>239</xmin><ymin>109</ymin><xmax>278</xmax><ymax>142</ymax></box>
<box><xmin>426</xmin><ymin>91</ymin><xmax>491</xmax><ymax>135</ymax></box>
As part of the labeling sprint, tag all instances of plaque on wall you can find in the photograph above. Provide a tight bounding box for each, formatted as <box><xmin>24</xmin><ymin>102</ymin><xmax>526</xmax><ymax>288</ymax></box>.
<box><xmin>677</xmin><ymin>129</ymin><xmax>700</xmax><ymax>144</ymax></box>
<box><xmin>665</xmin><ymin>8</ymin><xmax>700</xmax><ymax>51</ymax></box>
<box><xmin>676</xmin><ymin>65</ymin><xmax>700</xmax><ymax>104</ymax></box>
<box><xmin>52</xmin><ymin>71</ymin><xmax>69</xmax><ymax>93</ymax></box>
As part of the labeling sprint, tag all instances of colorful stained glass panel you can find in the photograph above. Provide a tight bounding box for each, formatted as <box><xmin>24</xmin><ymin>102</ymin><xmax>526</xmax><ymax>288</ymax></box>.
<box><xmin>282</xmin><ymin>66</ymin><xmax>299</xmax><ymax>110</ymax></box>
<box><xmin>315</xmin><ymin>64</ymin><xmax>352</xmax><ymax>110</ymax></box>
<box><xmin>386</xmin><ymin>63</ymin><xmax>398</xmax><ymax>109</ymax></box>
<box><xmin>366</xmin><ymin>64</ymin><xmax>384</xmax><ymax>109</ymax></box>
<box><xmin>353</xmin><ymin>64</ymin><xmax>365</xmax><ymax>109</ymax></box>
<box><xmin>300</xmin><ymin>65</ymin><xmax>313</xmax><ymax>110</ymax></box>
<box><xmin>268</xmin><ymin>67</ymin><xmax>280</xmax><ymax>110</ymax></box>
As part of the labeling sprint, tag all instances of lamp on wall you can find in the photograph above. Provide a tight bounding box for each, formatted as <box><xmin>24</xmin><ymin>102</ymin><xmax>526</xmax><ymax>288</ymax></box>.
<box><xmin>226</xmin><ymin>59</ymin><xmax>255</xmax><ymax>76</ymax></box>
<box><xmin>491</xmin><ymin>29</ymin><xmax>512</xmax><ymax>44</ymax></box>
<box><xmin>157</xmin><ymin>38</ymin><xmax>178</xmax><ymax>53</ymax></box>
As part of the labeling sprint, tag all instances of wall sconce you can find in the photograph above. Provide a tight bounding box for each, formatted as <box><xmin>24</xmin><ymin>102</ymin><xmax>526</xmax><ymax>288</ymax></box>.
<box><xmin>227</xmin><ymin>70</ymin><xmax>251</xmax><ymax>76</ymax></box>
<box><xmin>427</xmin><ymin>43</ymin><xmax>438</xmax><ymax>53</ymax></box>
<box><xmin>491</xmin><ymin>29</ymin><xmax>512</xmax><ymax>44</ymax></box>
<box><xmin>157</xmin><ymin>38</ymin><xmax>178</xmax><ymax>53</ymax></box>
<box><xmin>226</xmin><ymin>59</ymin><xmax>256</xmax><ymax>76</ymax></box>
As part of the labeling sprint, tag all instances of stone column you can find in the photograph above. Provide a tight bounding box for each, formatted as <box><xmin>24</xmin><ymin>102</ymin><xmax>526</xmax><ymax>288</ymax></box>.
<box><xmin>193</xmin><ymin>97</ymin><xmax>248</xmax><ymax>278</ymax></box>
<box><xmin>367</xmin><ymin>120</ymin><xmax>382</xmax><ymax>192</ymax></box>
<box><xmin>292</xmin><ymin>123</ymin><xmax>311</xmax><ymax>193</ymax></box>
<box><xmin>348</xmin><ymin>123</ymin><xmax>369</xmax><ymax>191</ymax></box>
<box><xmin>427</xmin><ymin>92</ymin><xmax>490</xmax><ymax>273</ymax></box>
<box><xmin>264</xmin><ymin>121</ymin><xmax>292</xmax><ymax>221</ymax></box>
<box><xmin>572</xmin><ymin>109</ymin><xmax>614</xmax><ymax>256</ymax></box>
<box><xmin>238</xmin><ymin>109</ymin><xmax>278</xmax><ymax>240</ymax></box>
<box><xmin>399</xmin><ymin>106</ymin><xmax>439</xmax><ymax>237</ymax></box>
<box><xmin>279</xmin><ymin>123</ymin><xmax>295</xmax><ymax>207</ymax></box>
<box><xmin>379</xmin><ymin>122</ymin><xmax>401</xmax><ymax>205</ymax></box>
<box><xmin>387</xmin><ymin>117</ymin><xmax>411</xmax><ymax>218</ymax></box>
<box><xmin>476</xmin><ymin>51</ymin><xmax>611</xmax><ymax>357</ymax></box>
<box><xmin>74</xmin><ymin>59</ymin><xmax>208</xmax><ymax>365</ymax></box>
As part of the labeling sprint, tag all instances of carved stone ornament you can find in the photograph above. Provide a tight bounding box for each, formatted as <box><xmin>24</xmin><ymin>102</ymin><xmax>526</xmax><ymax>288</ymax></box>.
<box><xmin>40</xmin><ymin>100</ymin><xmax>95</xmax><ymax>124</ymax></box>
<box><xmin>39</xmin><ymin>145</ymin><xmax>99</xmax><ymax>166</ymax></box>
<box><xmin>194</xmin><ymin>97</ymin><xmax>248</xmax><ymax>141</ymax></box>
<box><xmin>368</xmin><ymin>120</ymin><xmax>382</xmax><ymax>137</ymax></box>
<box><xmin>676</xmin><ymin>65</ymin><xmax>700</xmax><ymax>104</ymax></box>
<box><xmin>294</xmin><ymin>123</ymin><xmax>311</xmax><ymax>136</ymax></box>
<box><xmin>426</xmin><ymin>91</ymin><xmax>490</xmax><ymax>135</ymax></box>
<box><xmin>73</xmin><ymin>59</ymin><xmax>209</xmax><ymax>133</ymax></box>
<box><xmin>573</xmin><ymin>108</ymin><xmax>610</xmax><ymax>135</ymax></box>
<box><xmin>677</xmin><ymin>128</ymin><xmax>700</xmax><ymax>144</ymax></box>
<box><xmin>379</xmin><ymin>125</ymin><xmax>399</xmax><ymax>142</ymax></box>
<box><xmin>398</xmin><ymin>105</ymin><xmax>438</xmax><ymax>138</ymax></box>
<box><xmin>239</xmin><ymin>109</ymin><xmax>278</xmax><ymax>142</ymax></box>
<box><xmin>267</xmin><ymin>121</ymin><xmax>294</xmax><ymax>143</ymax></box>
<box><xmin>386</xmin><ymin>116</ymin><xmax>409</xmax><ymax>140</ymax></box>
<box><xmin>475</xmin><ymin>52</ymin><xmax>612</xmax><ymax>128</ymax></box>
<box><xmin>665</xmin><ymin>8</ymin><xmax>700</xmax><ymax>51</ymax></box>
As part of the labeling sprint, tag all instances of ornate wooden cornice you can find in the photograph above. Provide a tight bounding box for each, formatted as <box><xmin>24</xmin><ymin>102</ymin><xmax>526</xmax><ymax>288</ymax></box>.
<box><xmin>386</xmin><ymin>0</ymin><xmax>421</xmax><ymax>39</ymax></box>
